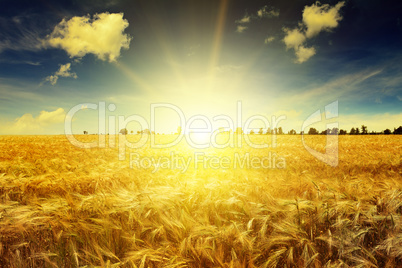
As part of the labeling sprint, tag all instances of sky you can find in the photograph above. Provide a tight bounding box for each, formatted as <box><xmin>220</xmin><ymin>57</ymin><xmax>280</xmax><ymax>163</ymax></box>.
<box><xmin>0</xmin><ymin>0</ymin><xmax>401</xmax><ymax>135</ymax></box>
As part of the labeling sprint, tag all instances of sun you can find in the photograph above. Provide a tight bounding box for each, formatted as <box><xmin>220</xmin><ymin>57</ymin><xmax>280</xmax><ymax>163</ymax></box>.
<box><xmin>187</xmin><ymin>131</ymin><xmax>212</xmax><ymax>149</ymax></box>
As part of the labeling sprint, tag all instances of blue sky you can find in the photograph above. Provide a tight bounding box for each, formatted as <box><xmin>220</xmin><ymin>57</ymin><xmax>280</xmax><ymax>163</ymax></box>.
<box><xmin>0</xmin><ymin>0</ymin><xmax>401</xmax><ymax>134</ymax></box>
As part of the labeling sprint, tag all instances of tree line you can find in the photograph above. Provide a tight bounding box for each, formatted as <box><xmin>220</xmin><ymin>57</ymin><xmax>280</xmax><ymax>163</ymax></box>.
<box><xmin>83</xmin><ymin>125</ymin><xmax>402</xmax><ymax>135</ymax></box>
<box><xmin>303</xmin><ymin>125</ymin><xmax>402</xmax><ymax>135</ymax></box>
<box><xmin>239</xmin><ymin>125</ymin><xmax>402</xmax><ymax>135</ymax></box>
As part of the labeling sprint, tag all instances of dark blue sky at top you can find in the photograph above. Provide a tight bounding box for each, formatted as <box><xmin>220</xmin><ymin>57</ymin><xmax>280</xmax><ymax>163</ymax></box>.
<box><xmin>0</xmin><ymin>0</ymin><xmax>401</xmax><ymax>134</ymax></box>
<box><xmin>1</xmin><ymin>0</ymin><xmax>401</xmax><ymax>70</ymax></box>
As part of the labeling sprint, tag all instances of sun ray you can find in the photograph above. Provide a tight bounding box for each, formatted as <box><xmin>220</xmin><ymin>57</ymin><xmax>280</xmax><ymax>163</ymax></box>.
<box><xmin>141</xmin><ymin>2</ymin><xmax>188</xmax><ymax>93</ymax></box>
<box><xmin>207</xmin><ymin>0</ymin><xmax>229</xmax><ymax>90</ymax></box>
<box><xmin>113</xmin><ymin>61</ymin><xmax>157</xmax><ymax>96</ymax></box>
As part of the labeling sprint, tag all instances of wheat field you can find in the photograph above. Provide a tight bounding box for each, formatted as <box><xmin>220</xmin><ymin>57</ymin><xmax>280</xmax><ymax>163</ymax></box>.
<box><xmin>0</xmin><ymin>134</ymin><xmax>401</xmax><ymax>267</ymax></box>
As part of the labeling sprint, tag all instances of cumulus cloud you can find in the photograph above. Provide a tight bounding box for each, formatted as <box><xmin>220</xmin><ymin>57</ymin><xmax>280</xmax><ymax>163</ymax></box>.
<box><xmin>236</xmin><ymin>25</ymin><xmax>248</xmax><ymax>33</ymax></box>
<box><xmin>45</xmin><ymin>63</ymin><xmax>77</xmax><ymax>85</ymax></box>
<box><xmin>264</xmin><ymin>36</ymin><xmax>275</xmax><ymax>44</ymax></box>
<box><xmin>282</xmin><ymin>1</ymin><xmax>344</xmax><ymax>63</ymax></box>
<box><xmin>46</xmin><ymin>12</ymin><xmax>131</xmax><ymax>62</ymax></box>
<box><xmin>303</xmin><ymin>1</ymin><xmax>345</xmax><ymax>38</ymax></box>
<box><xmin>283</xmin><ymin>28</ymin><xmax>306</xmax><ymax>50</ymax></box>
<box><xmin>235</xmin><ymin>5</ymin><xmax>279</xmax><ymax>33</ymax></box>
<box><xmin>36</xmin><ymin>108</ymin><xmax>66</xmax><ymax>124</ymax></box>
<box><xmin>257</xmin><ymin>6</ymin><xmax>280</xmax><ymax>18</ymax></box>
<box><xmin>283</xmin><ymin>29</ymin><xmax>315</xmax><ymax>62</ymax></box>
<box><xmin>236</xmin><ymin>15</ymin><xmax>251</xmax><ymax>24</ymax></box>
<box><xmin>294</xmin><ymin>45</ymin><xmax>316</xmax><ymax>63</ymax></box>
<box><xmin>4</xmin><ymin>108</ymin><xmax>66</xmax><ymax>134</ymax></box>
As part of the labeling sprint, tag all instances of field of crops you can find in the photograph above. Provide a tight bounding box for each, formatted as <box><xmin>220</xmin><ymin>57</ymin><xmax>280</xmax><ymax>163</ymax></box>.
<box><xmin>0</xmin><ymin>134</ymin><xmax>401</xmax><ymax>267</ymax></box>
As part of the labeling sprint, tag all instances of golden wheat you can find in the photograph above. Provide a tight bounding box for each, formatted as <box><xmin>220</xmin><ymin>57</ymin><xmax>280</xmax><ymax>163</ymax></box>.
<box><xmin>0</xmin><ymin>135</ymin><xmax>401</xmax><ymax>267</ymax></box>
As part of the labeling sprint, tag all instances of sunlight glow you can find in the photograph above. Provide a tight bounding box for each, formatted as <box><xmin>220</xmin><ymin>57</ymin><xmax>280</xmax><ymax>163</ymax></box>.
<box><xmin>189</xmin><ymin>131</ymin><xmax>211</xmax><ymax>146</ymax></box>
<box><xmin>113</xmin><ymin>61</ymin><xmax>156</xmax><ymax>95</ymax></box>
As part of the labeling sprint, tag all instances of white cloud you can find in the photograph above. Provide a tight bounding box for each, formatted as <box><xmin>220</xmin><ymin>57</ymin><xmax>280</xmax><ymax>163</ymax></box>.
<box><xmin>236</xmin><ymin>25</ymin><xmax>248</xmax><ymax>33</ymax></box>
<box><xmin>264</xmin><ymin>36</ymin><xmax>275</xmax><ymax>44</ymax></box>
<box><xmin>36</xmin><ymin>108</ymin><xmax>66</xmax><ymax>124</ymax></box>
<box><xmin>235</xmin><ymin>5</ymin><xmax>279</xmax><ymax>34</ymax></box>
<box><xmin>283</xmin><ymin>28</ymin><xmax>306</xmax><ymax>50</ymax></box>
<box><xmin>236</xmin><ymin>15</ymin><xmax>251</xmax><ymax>24</ymax></box>
<box><xmin>257</xmin><ymin>6</ymin><xmax>280</xmax><ymax>18</ymax></box>
<box><xmin>45</xmin><ymin>63</ymin><xmax>77</xmax><ymax>85</ymax></box>
<box><xmin>303</xmin><ymin>1</ymin><xmax>345</xmax><ymax>38</ymax></box>
<box><xmin>282</xmin><ymin>1</ymin><xmax>345</xmax><ymax>63</ymax></box>
<box><xmin>294</xmin><ymin>45</ymin><xmax>316</xmax><ymax>63</ymax></box>
<box><xmin>46</xmin><ymin>13</ymin><xmax>131</xmax><ymax>62</ymax></box>
<box><xmin>283</xmin><ymin>29</ymin><xmax>315</xmax><ymax>63</ymax></box>
<box><xmin>2</xmin><ymin>108</ymin><xmax>66</xmax><ymax>134</ymax></box>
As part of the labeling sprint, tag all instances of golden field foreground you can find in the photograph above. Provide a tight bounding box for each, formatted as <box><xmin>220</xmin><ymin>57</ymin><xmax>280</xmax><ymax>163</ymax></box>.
<box><xmin>0</xmin><ymin>134</ymin><xmax>401</xmax><ymax>267</ymax></box>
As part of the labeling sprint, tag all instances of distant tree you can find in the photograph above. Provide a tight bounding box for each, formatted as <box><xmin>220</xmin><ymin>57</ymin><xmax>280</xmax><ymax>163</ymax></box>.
<box><xmin>350</xmin><ymin>128</ymin><xmax>356</xmax><ymax>135</ymax></box>
<box><xmin>265</xmin><ymin>128</ymin><xmax>271</xmax><ymax>135</ymax></box>
<box><xmin>274</xmin><ymin>128</ymin><xmax>278</xmax><ymax>135</ymax></box>
<box><xmin>331</xmin><ymin>128</ymin><xmax>339</xmax><ymax>135</ymax></box>
<box><xmin>384</xmin><ymin>129</ymin><xmax>392</xmax><ymax>135</ymax></box>
<box><xmin>137</xmin><ymin>130</ymin><xmax>141</xmax><ymax>134</ymax></box>
<box><xmin>143</xmin><ymin>129</ymin><xmax>151</xmax><ymax>134</ymax></box>
<box><xmin>258</xmin><ymin>128</ymin><xmax>263</xmax><ymax>135</ymax></box>
<box><xmin>235</xmin><ymin>127</ymin><xmax>243</xmax><ymax>134</ymax></box>
<box><xmin>308</xmin><ymin>128</ymin><xmax>319</xmax><ymax>135</ymax></box>
<box><xmin>131</xmin><ymin>130</ymin><xmax>133</xmax><ymax>134</ymax></box>
<box><xmin>356</xmin><ymin>127</ymin><xmax>360</xmax><ymax>135</ymax></box>
<box><xmin>361</xmin><ymin>125</ymin><xmax>368</xmax><ymax>135</ymax></box>
<box><xmin>83</xmin><ymin>131</ymin><xmax>88</xmax><ymax>135</ymax></box>
<box><xmin>339</xmin><ymin>129</ymin><xmax>347</xmax><ymax>135</ymax></box>
<box><xmin>119</xmin><ymin>128</ymin><xmax>128</xmax><ymax>135</ymax></box>
<box><xmin>250</xmin><ymin>130</ymin><xmax>255</xmax><ymax>135</ymax></box>
<box><xmin>393</xmin><ymin>126</ymin><xmax>402</xmax><ymax>134</ymax></box>
<box><xmin>289</xmin><ymin>129</ymin><xmax>297</xmax><ymax>135</ymax></box>
<box><xmin>278</xmin><ymin>127</ymin><xmax>283</xmax><ymax>135</ymax></box>
<box><xmin>320</xmin><ymin>130</ymin><xmax>327</xmax><ymax>135</ymax></box>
